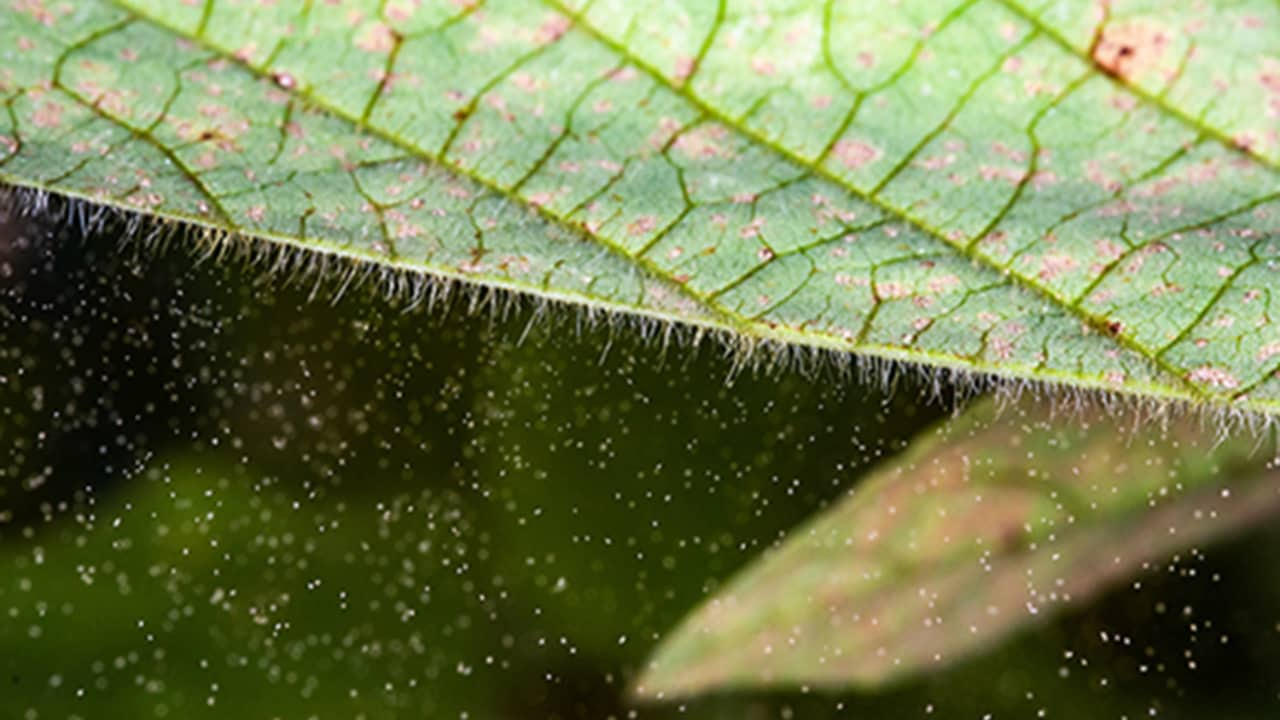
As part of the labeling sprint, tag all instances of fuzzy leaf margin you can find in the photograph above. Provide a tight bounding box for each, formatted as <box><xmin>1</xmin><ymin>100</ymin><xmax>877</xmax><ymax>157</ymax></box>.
<box><xmin>1</xmin><ymin>0</ymin><xmax>1278</xmax><ymax>412</ymax></box>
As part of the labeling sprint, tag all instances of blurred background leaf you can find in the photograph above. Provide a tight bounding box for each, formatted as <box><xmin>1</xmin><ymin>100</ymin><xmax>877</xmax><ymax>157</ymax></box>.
<box><xmin>636</xmin><ymin>398</ymin><xmax>1280</xmax><ymax>699</ymax></box>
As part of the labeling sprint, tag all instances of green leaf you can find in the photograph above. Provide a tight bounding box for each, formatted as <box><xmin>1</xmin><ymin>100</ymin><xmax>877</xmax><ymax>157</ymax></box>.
<box><xmin>1</xmin><ymin>1</ymin><xmax>1277</xmax><ymax>412</ymax></box>
<box><xmin>633</xmin><ymin>397</ymin><xmax>1280</xmax><ymax>699</ymax></box>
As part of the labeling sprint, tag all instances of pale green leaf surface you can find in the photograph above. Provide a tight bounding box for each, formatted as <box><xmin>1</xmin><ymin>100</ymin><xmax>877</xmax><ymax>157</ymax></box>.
<box><xmin>1</xmin><ymin>1</ymin><xmax>1278</xmax><ymax>411</ymax></box>
<box><xmin>634</xmin><ymin>397</ymin><xmax>1280</xmax><ymax>698</ymax></box>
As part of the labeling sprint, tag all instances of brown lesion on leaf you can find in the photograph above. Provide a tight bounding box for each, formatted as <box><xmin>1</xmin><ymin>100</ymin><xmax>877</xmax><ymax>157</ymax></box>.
<box><xmin>1089</xmin><ymin>20</ymin><xmax>1169</xmax><ymax>82</ymax></box>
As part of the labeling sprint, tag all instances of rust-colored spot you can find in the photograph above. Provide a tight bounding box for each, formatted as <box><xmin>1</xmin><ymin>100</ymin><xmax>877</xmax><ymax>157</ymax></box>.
<box><xmin>1091</xmin><ymin>23</ymin><xmax>1169</xmax><ymax>80</ymax></box>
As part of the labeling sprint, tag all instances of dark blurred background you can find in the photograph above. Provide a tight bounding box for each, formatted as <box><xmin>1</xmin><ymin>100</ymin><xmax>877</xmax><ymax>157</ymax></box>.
<box><xmin>4</xmin><ymin>197</ymin><xmax>1280</xmax><ymax>719</ymax></box>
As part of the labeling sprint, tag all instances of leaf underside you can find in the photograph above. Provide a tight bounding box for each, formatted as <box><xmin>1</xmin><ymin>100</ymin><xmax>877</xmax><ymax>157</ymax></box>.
<box><xmin>1</xmin><ymin>0</ymin><xmax>1278</xmax><ymax>412</ymax></box>
<box><xmin>634</xmin><ymin>397</ymin><xmax>1280</xmax><ymax>699</ymax></box>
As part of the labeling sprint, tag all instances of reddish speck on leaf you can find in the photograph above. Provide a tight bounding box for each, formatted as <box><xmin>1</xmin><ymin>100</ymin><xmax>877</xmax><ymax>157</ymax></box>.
<box><xmin>750</xmin><ymin>58</ymin><xmax>776</xmax><ymax>76</ymax></box>
<box><xmin>649</xmin><ymin>116</ymin><xmax>682</xmax><ymax>150</ymax></box>
<box><xmin>1036</xmin><ymin>254</ymin><xmax>1078</xmax><ymax>282</ymax></box>
<box><xmin>607</xmin><ymin>66</ymin><xmax>638</xmax><ymax>83</ymax></box>
<box><xmin>989</xmin><ymin>337</ymin><xmax>1015</xmax><ymax>360</ymax></box>
<box><xmin>674</xmin><ymin>124</ymin><xmax>730</xmax><ymax>159</ymax></box>
<box><xmin>1094</xmin><ymin>238</ymin><xmax>1124</xmax><ymax>262</ymax></box>
<box><xmin>1188</xmin><ymin>366</ymin><xmax>1240</xmax><ymax>390</ymax></box>
<box><xmin>536</xmin><ymin>15</ymin><xmax>572</xmax><ymax>45</ymax></box>
<box><xmin>979</xmin><ymin>165</ymin><xmax>1026</xmax><ymax>184</ymax></box>
<box><xmin>1262</xmin><ymin>61</ymin><xmax>1280</xmax><ymax>95</ymax></box>
<box><xmin>511</xmin><ymin>72</ymin><xmax>541</xmax><ymax>93</ymax></box>
<box><xmin>832</xmin><ymin>139</ymin><xmax>880</xmax><ymax>170</ymax></box>
<box><xmin>1233</xmin><ymin>133</ymin><xmax>1256</xmax><ymax>152</ymax></box>
<box><xmin>31</xmin><ymin>101</ymin><xmax>62</xmax><ymax>128</ymax></box>
<box><xmin>628</xmin><ymin>216</ymin><xmax>657</xmax><ymax>237</ymax></box>
<box><xmin>740</xmin><ymin>218</ymin><xmax>765</xmax><ymax>239</ymax></box>
<box><xmin>991</xmin><ymin>142</ymin><xmax>1026</xmax><ymax>163</ymax></box>
<box><xmin>233</xmin><ymin>43</ymin><xmax>258</xmax><ymax>64</ymax></box>
<box><xmin>386</xmin><ymin>1</ymin><xmax>414</xmax><ymax>22</ymax></box>
<box><xmin>876</xmin><ymin>282</ymin><xmax>912</xmax><ymax>300</ymax></box>
<box><xmin>14</xmin><ymin>0</ymin><xmax>56</xmax><ymax>26</ymax></box>
<box><xmin>272</xmin><ymin>71</ymin><xmax>296</xmax><ymax>90</ymax></box>
<box><xmin>1109</xmin><ymin>93</ymin><xmax>1138</xmax><ymax>112</ymax></box>
<box><xmin>1085</xmin><ymin>160</ymin><xmax>1123</xmax><ymax>193</ymax></box>
<box><xmin>925</xmin><ymin>274</ymin><xmax>960</xmax><ymax>294</ymax></box>
<box><xmin>917</xmin><ymin>153</ymin><xmax>956</xmax><ymax>170</ymax></box>
<box><xmin>356</xmin><ymin>22</ymin><xmax>397</xmax><ymax>53</ymax></box>
<box><xmin>980</xmin><ymin>231</ymin><xmax>1008</xmax><ymax>253</ymax></box>
<box><xmin>527</xmin><ymin>192</ymin><xmax>555</xmax><ymax>207</ymax></box>
<box><xmin>1031</xmin><ymin>170</ymin><xmax>1058</xmax><ymax>188</ymax></box>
